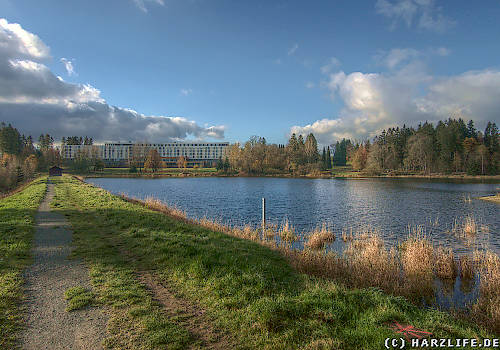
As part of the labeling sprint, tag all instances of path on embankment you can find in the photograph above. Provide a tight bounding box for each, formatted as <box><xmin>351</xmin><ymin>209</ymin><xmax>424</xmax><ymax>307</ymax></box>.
<box><xmin>21</xmin><ymin>183</ymin><xmax>107</xmax><ymax>350</ymax></box>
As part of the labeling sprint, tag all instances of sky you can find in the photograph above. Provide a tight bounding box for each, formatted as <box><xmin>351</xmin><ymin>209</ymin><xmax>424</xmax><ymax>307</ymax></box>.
<box><xmin>0</xmin><ymin>0</ymin><xmax>499</xmax><ymax>145</ymax></box>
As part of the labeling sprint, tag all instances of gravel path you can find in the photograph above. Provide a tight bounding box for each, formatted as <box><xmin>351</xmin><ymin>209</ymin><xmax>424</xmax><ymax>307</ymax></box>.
<box><xmin>21</xmin><ymin>183</ymin><xmax>107</xmax><ymax>350</ymax></box>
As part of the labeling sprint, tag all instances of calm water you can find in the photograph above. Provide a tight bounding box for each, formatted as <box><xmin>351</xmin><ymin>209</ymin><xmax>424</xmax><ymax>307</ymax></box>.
<box><xmin>86</xmin><ymin>177</ymin><xmax>500</xmax><ymax>255</ymax></box>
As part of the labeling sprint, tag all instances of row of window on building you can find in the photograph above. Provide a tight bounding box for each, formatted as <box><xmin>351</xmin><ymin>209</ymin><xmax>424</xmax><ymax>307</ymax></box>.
<box><xmin>63</xmin><ymin>142</ymin><xmax>229</xmax><ymax>161</ymax></box>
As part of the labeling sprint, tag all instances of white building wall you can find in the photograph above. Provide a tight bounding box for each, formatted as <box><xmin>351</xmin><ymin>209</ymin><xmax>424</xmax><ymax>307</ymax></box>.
<box><xmin>63</xmin><ymin>142</ymin><xmax>229</xmax><ymax>162</ymax></box>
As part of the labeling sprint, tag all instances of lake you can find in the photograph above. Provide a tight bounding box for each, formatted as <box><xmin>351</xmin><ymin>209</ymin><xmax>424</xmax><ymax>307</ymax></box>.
<box><xmin>86</xmin><ymin>177</ymin><xmax>500</xmax><ymax>255</ymax></box>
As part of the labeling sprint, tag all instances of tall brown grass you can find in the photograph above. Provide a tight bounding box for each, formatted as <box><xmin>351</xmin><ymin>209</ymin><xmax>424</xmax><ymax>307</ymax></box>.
<box><xmin>118</xmin><ymin>193</ymin><xmax>500</xmax><ymax>334</ymax></box>
<box><xmin>304</xmin><ymin>224</ymin><xmax>335</xmax><ymax>250</ymax></box>
<box><xmin>472</xmin><ymin>251</ymin><xmax>500</xmax><ymax>333</ymax></box>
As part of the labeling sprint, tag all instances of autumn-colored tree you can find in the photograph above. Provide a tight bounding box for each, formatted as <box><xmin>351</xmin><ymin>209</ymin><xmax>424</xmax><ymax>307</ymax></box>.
<box><xmin>145</xmin><ymin>149</ymin><xmax>163</xmax><ymax>172</ymax></box>
<box><xmin>352</xmin><ymin>144</ymin><xmax>368</xmax><ymax>171</ymax></box>
<box><xmin>23</xmin><ymin>154</ymin><xmax>38</xmax><ymax>179</ymax></box>
<box><xmin>176</xmin><ymin>155</ymin><xmax>187</xmax><ymax>169</ymax></box>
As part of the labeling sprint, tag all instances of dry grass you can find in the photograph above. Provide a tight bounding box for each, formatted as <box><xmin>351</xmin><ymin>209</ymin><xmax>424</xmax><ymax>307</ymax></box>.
<box><xmin>344</xmin><ymin>230</ymin><xmax>400</xmax><ymax>292</ymax></box>
<box><xmin>341</xmin><ymin>227</ymin><xmax>355</xmax><ymax>242</ymax></box>
<box><xmin>277</xmin><ymin>218</ymin><xmax>298</xmax><ymax>243</ymax></box>
<box><xmin>459</xmin><ymin>255</ymin><xmax>475</xmax><ymax>280</ymax></box>
<box><xmin>472</xmin><ymin>251</ymin><xmax>500</xmax><ymax>333</ymax></box>
<box><xmin>304</xmin><ymin>224</ymin><xmax>335</xmax><ymax>250</ymax></box>
<box><xmin>434</xmin><ymin>247</ymin><xmax>457</xmax><ymax>280</ymax></box>
<box><xmin>450</xmin><ymin>214</ymin><xmax>489</xmax><ymax>241</ymax></box>
<box><xmin>400</xmin><ymin>228</ymin><xmax>434</xmax><ymax>280</ymax></box>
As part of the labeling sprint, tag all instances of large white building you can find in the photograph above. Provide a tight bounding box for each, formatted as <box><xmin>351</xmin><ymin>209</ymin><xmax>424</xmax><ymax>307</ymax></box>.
<box><xmin>62</xmin><ymin>142</ymin><xmax>230</xmax><ymax>167</ymax></box>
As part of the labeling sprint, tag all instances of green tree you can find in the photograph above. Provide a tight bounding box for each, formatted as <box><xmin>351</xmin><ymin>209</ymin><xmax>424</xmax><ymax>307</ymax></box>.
<box><xmin>0</xmin><ymin>123</ymin><xmax>22</xmax><ymax>155</ymax></box>
<box><xmin>304</xmin><ymin>133</ymin><xmax>319</xmax><ymax>163</ymax></box>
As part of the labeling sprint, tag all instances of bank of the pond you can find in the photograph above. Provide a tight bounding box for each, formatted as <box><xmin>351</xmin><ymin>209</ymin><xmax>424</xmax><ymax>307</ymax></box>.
<box><xmin>78</xmin><ymin>167</ymin><xmax>500</xmax><ymax>182</ymax></box>
<box><xmin>51</xmin><ymin>175</ymin><xmax>496</xmax><ymax>348</ymax></box>
<box><xmin>0</xmin><ymin>177</ymin><xmax>47</xmax><ymax>348</ymax></box>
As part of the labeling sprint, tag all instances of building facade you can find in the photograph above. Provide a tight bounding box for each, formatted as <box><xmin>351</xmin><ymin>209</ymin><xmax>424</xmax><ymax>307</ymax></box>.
<box><xmin>62</xmin><ymin>142</ymin><xmax>229</xmax><ymax>167</ymax></box>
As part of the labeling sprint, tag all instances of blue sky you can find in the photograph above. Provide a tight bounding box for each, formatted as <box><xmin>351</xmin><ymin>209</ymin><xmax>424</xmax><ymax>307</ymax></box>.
<box><xmin>0</xmin><ymin>0</ymin><xmax>499</xmax><ymax>144</ymax></box>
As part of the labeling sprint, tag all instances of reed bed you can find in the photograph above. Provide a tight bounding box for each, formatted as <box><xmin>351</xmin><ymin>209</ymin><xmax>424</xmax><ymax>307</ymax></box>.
<box><xmin>304</xmin><ymin>223</ymin><xmax>335</xmax><ymax>250</ymax></box>
<box><xmin>119</xmin><ymin>194</ymin><xmax>500</xmax><ymax>333</ymax></box>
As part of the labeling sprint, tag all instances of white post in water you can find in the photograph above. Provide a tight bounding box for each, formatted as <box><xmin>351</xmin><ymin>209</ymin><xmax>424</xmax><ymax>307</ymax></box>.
<box><xmin>262</xmin><ymin>197</ymin><xmax>266</xmax><ymax>233</ymax></box>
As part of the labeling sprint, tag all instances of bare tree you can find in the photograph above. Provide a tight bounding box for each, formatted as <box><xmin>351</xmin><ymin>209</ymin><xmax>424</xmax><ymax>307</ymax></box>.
<box><xmin>145</xmin><ymin>149</ymin><xmax>163</xmax><ymax>172</ymax></box>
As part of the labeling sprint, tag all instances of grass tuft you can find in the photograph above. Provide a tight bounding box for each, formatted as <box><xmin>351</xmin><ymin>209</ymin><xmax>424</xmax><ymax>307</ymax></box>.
<box><xmin>304</xmin><ymin>224</ymin><xmax>335</xmax><ymax>250</ymax></box>
<box><xmin>64</xmin><ymin>286</ymin><xmax>94</xmax><ymax>311</ymax></box>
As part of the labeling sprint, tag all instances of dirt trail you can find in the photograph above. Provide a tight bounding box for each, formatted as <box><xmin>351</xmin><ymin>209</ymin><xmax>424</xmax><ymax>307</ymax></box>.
<box><xmin>108</xmin><ymin>237</ymin><xmax>234</xmax><ymax>350</ymax></box>
<box><xmin>137</xmin><ymin>271</ymin><xmax>234</xmax><ymax>350</ymax></box>
<box><xmin>21</xmin><ymin>183</ymin><xmax>107</xmax><ymax>350</ymax></box>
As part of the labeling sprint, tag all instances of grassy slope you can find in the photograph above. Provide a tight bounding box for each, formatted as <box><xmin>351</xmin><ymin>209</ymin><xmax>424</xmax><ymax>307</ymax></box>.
<box><xmin>53</xmin><ymin>176</ymin><xmax>493</xmax><ymax>349</ymax></box>
<box><xmin>0</xmin><ymin>177</ymin><xmax>47</xmax><ymax>349</ymax></box>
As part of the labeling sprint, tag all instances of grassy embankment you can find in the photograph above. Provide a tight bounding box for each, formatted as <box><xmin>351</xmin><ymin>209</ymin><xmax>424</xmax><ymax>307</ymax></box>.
<box><xmin>50</xmin><ymin>175</ymin><xmax>495</xmax><ymax>349</ymax></box>
<box><xmin>0</xmin><ymin>177</ymin><xmax>47</xmax><ymax>348</ymax></box>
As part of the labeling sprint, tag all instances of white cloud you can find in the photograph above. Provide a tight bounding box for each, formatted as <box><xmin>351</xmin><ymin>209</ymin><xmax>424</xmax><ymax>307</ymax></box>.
<box><xmin>180</xmin><ymin>88</ymin><xmax>193</xmax><ymax>96</ymax></box>
<box><xmin>320</xmin><ymin>57</ymin><xmax>341</xmax><ymax>74</ymax></box>
<box><xmin>375</xmin><ymin>0</ymin><xmax>456</xmax><ymax>33</ymax></box>
<box><xmin>287</xmin><ymin>43</ymin><xmax>298</xmax><ymax>56</ymax></box>
<box><xmin>60</xmin><ymin>58</ymin><xmax>76</xmax><ymax>76</ymax></box>
<box><xmin>378</xmin><ymin>48</ymin><xmax>419</xmax><ymax>69</ymax></box>
<box><xmin>0</xmin><ymin>18</ymin><xmax>50</xmax><ymax>60</ymax></box>
<box><xmin>0</xmin><ymin>18</ymin><xmax>225</xmax><ymax>142</ymax></box>
<box><xmin>273</xmin><ymin>58</ymin><xmax>282</xmax><ymax>65</ymax></box>
<box><xmin>374</xmin><ymin>47</ymin><xmax>451</xmax><ymax>70</ymax></box>
<box><xmin>292</xmin><ymin>59</ymin><xmax>500</xmax><ymax>144</ymax></box>
<box><xmin>132</xmin><ymin>0</ymin><xmax>165</xmax><ymax>13</ymax></box>
<box><xmin>305</xmin><ymin>82</ymin><xmax>315</xmax><ymax>89</ymax></box>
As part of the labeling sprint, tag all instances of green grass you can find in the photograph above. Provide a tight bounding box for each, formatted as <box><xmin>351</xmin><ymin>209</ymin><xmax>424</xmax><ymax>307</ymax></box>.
<box><xmin>99</xmin><ymin>167</ymin><xmax>217</xmax><ymax>175</ymax></box>
<box><xmin>64</xmin><ymin>286</ymin><xmax>95</xmax><ymax>311</ymax></box>
<box><xmin>0</xmin><ymin>177</ymin><xmax>47</xmax><ymax>349</ymax></box>
<box><xmin>50</xmin><ymin>175</ymin><xmax>495</xmax><ymax>349</ymax></box>
<box><xmin>330</xmin><ymin>165</ymin><xmax>360</xmax><ymax>177</ymax></box>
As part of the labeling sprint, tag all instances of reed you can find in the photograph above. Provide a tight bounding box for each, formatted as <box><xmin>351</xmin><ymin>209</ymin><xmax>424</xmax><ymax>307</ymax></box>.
<box><xmin>473</xmin><ymin>250</ymin><xmax>500</xmax><ymax>333</ymax></box>
<box><xmin>459</xmin><ymin>255</ymin><xmax>475</xmax><ymax>280</ymax></box>
<box><xmin>304</xmin><ymin>223</ymin><xmax>335</xmax><ymax>250</ymax></box>
<box><xmin>434</xmin><ymin>247</ymin><xmax>458</xmax><ymax>280</ymax></box>
<box><xmin>344</xmin><ymin>229</ymin><xmax>401</xmax><ymax>292</ymax></box>
<box><xmin>277</xmin><ymin>218</ymin><xmax>298</xmax><ymax>243</ymax></box>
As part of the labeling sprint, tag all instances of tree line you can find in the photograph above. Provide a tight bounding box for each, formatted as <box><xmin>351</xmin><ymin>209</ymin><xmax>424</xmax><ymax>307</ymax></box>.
<box><xmin>221</xmin><ymin>118</ymin><xmax>499</xmax><ymax>176</ymax></box>
<box><xmin>0</xmin><ymin>123</ymin><xmax>62</xmax><ymax>191</ymax></box>
<box><xmin>351</xmin><ymin>119</ymin><xmax>499</xmax><ymax>175</ymax></box>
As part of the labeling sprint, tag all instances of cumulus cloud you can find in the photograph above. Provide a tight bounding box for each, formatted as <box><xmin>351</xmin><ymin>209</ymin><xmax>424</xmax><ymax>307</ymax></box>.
<box><xmin>0</xmin><ymin>18</ymin><xmax>50</xmax><ymax>60</ymax></box>
<box><xmin>287</xmin><ymin>43</ymin><xmax>299</xmax><ymax>56</ymax></box>
<box><xmin>0</xmin><ymin>18</ymin><xmax>225</xmax><ymax>142</ymax></box>
<box><xmin>291</xmin><ymin>55</ymin><xmax>500</xmax><ymax>144</ymax></box>
<box><xmin>375</xmin><ymin>0</ymin><xmax>456</xmax><ymax>33</ymax></box>
<box><xmin>132</xmin><ymin>0</ymin><xmax>165</xmax><ymax>13</ymax></box>
<box><xmin>60</xmin><ymin>58</ymin><xmax>76</xmax><ymax>76</ymax></box>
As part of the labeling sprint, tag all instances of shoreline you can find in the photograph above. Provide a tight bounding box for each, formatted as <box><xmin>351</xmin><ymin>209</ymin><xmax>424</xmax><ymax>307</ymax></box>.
<box><xmin>80</xmin><ymin>170</ymin><xmax>500</xmax><ymax>181</ymax></box>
